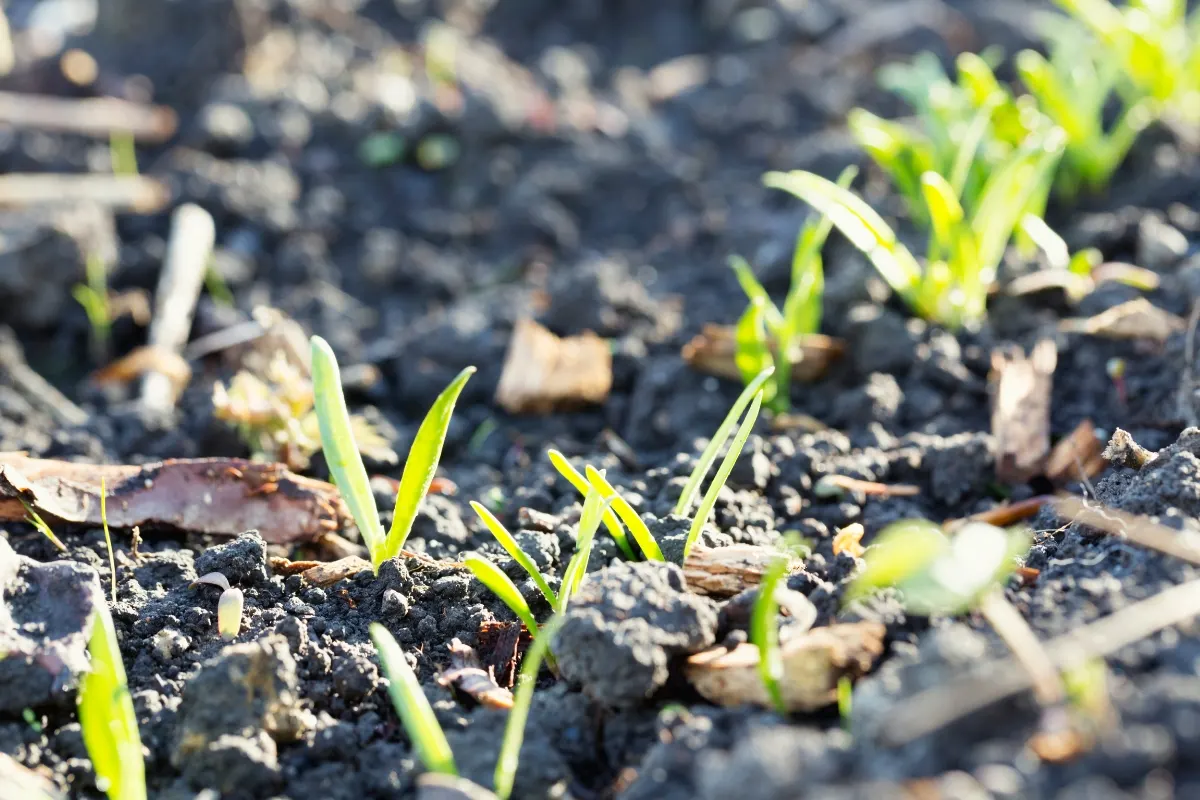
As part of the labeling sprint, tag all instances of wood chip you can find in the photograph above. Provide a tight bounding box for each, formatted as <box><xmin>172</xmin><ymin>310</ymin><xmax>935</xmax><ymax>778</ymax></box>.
<box><xmin>681</xmin><ymin>323</ymin><xmax>843</xmax><ymax>383</ymax></box>
<box><xmin>1053</xmin><ymin>495</ymin><xmax>1200</xmax><ymax>566</ymax></box>
<box><xmin>0</xmin><ymin>174</ymin><xmax>169</xmax><ymax>212</ymax></box>
<box><xmin>495</xmin><ymin>318</ymin><xmax>612</xmax><ymax>414</ymax></box>
<box><xmin>990</xmin><ymin>339</ymin><xmax>1057</xmax><ymax>484</ymax></box>
<box><xmin>437</xmin><ymin>639</ymin><xmax>514</xmax><ymax>710</ymax></box>
<box><xmin>0</xmin><ymin>453</ymin><xmax>349</xmax><ymax>544</ymax></box>
<box><xmin>1044</xmin><ymin>419</ymin><xmax>1106</xmax><ymax>487</ymax></box>
<box><xmin>684</xmin><ymin>622</ymin><xmax>885</xmax><ymax>712</ymax></box>
<box><xmin>268</xmin><ymin>557</ymin><xmax>323</xmax><ymax>576</ymax></box>
<box><xmin>0</xmin><ymin>90</ymin><xmax>177</xmax><ymax>141</ymax></box>
<box><xmin>298</xmin><ymin>556</ymin><xmax>373</xmax><ymax>587</ymax></box>
<box><xmin>683</xmin><ymin>544</ymin><xmax>801</xmax><ymax>598</ymax></box>
<box><xmin>1059</xmin><ymin>298</ymin><xmax>1185</xmax><ymax>343</ymax></box>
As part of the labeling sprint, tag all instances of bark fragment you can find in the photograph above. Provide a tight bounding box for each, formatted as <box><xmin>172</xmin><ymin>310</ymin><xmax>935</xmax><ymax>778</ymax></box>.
<box><xmin>990</xmin><ymin>339</ymin><xmax>1057</xmax><ymax>484</ymax></box>
<box><xmin>683</xmin><ymin>544</ymin><xmax>801</xmax><ymax>599</ymax></box>
<box><xmin>681</xmin><ymin>323</ymin><xmax>843</xmax><ymax>383</ymax></box>
<box><xmin>495</xmin><ymin>318</ymin><xmax>613</xmax><ymax>414</ymax></box>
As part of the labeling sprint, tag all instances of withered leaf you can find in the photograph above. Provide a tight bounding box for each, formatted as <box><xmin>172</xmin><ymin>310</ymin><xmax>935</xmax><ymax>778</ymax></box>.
<box><xmin>683</xmin><ymin>544</ymin><xmax>801</xmax><ymax>599</ymax></box>
<box><xmin>437</xmin><ymin>639</ymin><xmax>514</xmax><ymax>710</ymax></box>
<box><xmin>495</xmin><ymin>318</ymin><xmax>612</xmax><ymax>414</ymax></box>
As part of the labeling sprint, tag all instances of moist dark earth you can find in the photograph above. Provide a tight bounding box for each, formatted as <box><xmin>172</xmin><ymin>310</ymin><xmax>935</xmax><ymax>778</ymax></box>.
<box><xmin>5</xmin><ymin>0</ymin><xmax>1200</xmax><ymax>798</ymax></box>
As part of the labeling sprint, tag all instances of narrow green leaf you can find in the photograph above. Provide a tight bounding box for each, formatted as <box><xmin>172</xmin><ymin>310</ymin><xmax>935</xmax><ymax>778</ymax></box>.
<box><xmin>684</xmin><ymin>391</ymin><xmax>763</xmax><ymax>559</ymax></box>
<box><xmin>1019</xmin><ymin>213</ymin><xmax>1070</xmax><ymax>270</ymax></box>
<box><xmin>469</xmin><ymin>501</ymin><xmax>557</xmax><ymax>607</ymax></box>
<box><xmin>546</xmin><ymin>450</ymin><xmax>635</xmax><ymax>560</ymax></box>
<box><xmin>370</xmin><ymin>623</ymin><xmax>457</xmax><ymax>776</ymax></box>
<box><xmin>734</xmin><ymin>298</ymin><xmax>775</xmax><ymax>408</ymax></box>
<box><xmin>100</xmin><ymin>478</ymin><xmax>116</xmax><ymax>604</ymax></box>
<box><xmin>464</xmin><ymin>555</ymin><xmax>540</xmax><ymax>633</ymax></box>
<box><xmin>495</xmin><ymin>615</ymin><xmax>565</xmax><ymax>800</ymax></box>
<box><xmin>311</xmin><ymin>336</ymin><xmax>385</xmax><ymax>564</ymax></box>
<box><xmin>583</xmin><ymin>465</ymin><xmax>666</xmax><ymax>562</ymax></box>
<box><xmin>558</xmin><ymin>484</ymin><xmax>608</xmax><ymax>613</ymax></box>
<box><xmin>385</xmin><ymin>366</ymin><xmax>475</xmax><ymax>563</ymax></box>
<box><xmin>750</xmin><ymin>556</ymin><xmax>790</xmax><ymax>715</ymax></box>
<box><xmin>947</xmin><ymin>94</ymin><xmax>999</xmax><ymax>200</ymax></box>
<box><xmin>673</xmin><ymin>366</ymin><xmax>774</xmax><ymax>516</ymax></box>
<box><xmin>78</xmin><ymin>603</ymin><xmax>146</xmax><ymax>800</ymax></box>
<box><xmin>763</xmin><ymin>170</ymin><xmax>924</xmax><ymax>302</ymax></box>
<box><xmin>22</xmin><ymin>499</ymin><xmax>66</xmax><ymax>552</ymax></box>
<box><xmin>728</xmin><ymin>255</ymin><xmax>782</xmax><ymax>328</ymax></box>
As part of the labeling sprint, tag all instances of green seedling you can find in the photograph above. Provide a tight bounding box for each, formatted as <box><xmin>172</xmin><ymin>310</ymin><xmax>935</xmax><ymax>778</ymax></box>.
<box><xmin>204</xmin><ymin>261</ymin><xmax>236</xmax><ymax>307</ymax></box>
<box><xmin>190</xmin><ymin>572</ymin><xmax>244</xmax><ymax>641</ymax></box>
<box><xmin>463</xmin><ymin>555</ymin><xmax>540</xmax><ymax>633</ymax></box>
<box><xmin>494</xmin><ymin>614</ymin><xmax>565</xmax><ymax>800</ymax></box>
<box><xmin>73</xmin><ymin>251</ymin><xmax>112</xmax><ymax>363</ymax></box>
<box><xmin>683</xmin><ymin>388</ymin><xmax>764</xmax><ymax>559</ymax></box>
<box><xmin>557</xmin><ymin>483</ymin><xmax>609</xmax><ymax>613</ymax></box>
<box><xmin>21</xmin><ymin>499</ymin><xmax>65</xmax><ymax>551</ymax></box>
<box><xmin>837</xmin><ymin>676</ymin><xmax>853</xmax><ymax>733</ymax></box>
<box><xmin>674</xmin><ymin>366</ymin><xmax>774</xmax><ymax>517</ymax></box>
<box><xmin>371</xmin><ymin>623</ymin><xmax>457</xmax><ymax>776</ymax></box>
<box><xmin>470</xmin><ymin>501</ymin><xmax>558</xmax><ymax>607</ymax></box>
<box><xmin>311</xmin><ymin>335</ymin><xmax>474</xmax><ymax>571</ymax></box>
<box><xmin>750</xmin><ymin>554</ymin><xmax>790</xmax><ymax>715</ymax></box>
<box><xmin>730</xmin><ymin>167</ymin><xmax>857</xmax><ymax>412</ymax></box>
<box><xmin>100</xmin><ymin>477</ymin><xmax>116</xmax><ymax>603</ymax></box>
<box><xmin>109</xmin><ymin>130</ymin><xmax>138</xmax><ymax>177</ymax></box>
<box><xmin>546</xmin><ymin>449</ymin><xmax>636</xmax><ymax>560</ymax></box>
<box><xmin>582</xmin><ymin>465</ymin><xmax>665</xmax><ymax>562</ymax></box>
<box><xmin>764</xmin><ymin>138</ymin><xmax>1071</xmax><ymax>329</ymax></box>
<box><xmin>78</xmin><ymin>601</ymin><xmax>147</xmax><ymax>800</ymax></box>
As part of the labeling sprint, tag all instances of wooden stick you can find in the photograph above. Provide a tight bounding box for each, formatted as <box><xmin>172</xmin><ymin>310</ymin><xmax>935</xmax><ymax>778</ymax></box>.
<box><xmin>0</xmin><ymin>91</ymin><xmax>176</xmax><ymax>141</ymax></box>
<box><xmin>0</xmin><ymin>174</ymin><xmax>169</xmax><ymax>212</ymax></box>
<box><xmin>141</xmin><ymin>204</ymin><xmax>214</xmax><ymax>411</ymax></box>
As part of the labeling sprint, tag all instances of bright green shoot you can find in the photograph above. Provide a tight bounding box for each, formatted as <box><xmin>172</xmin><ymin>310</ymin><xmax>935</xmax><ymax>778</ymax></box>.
<box><xmin>463</xmin><ymin>555</ymin><xmax>539</xmax><ymax>633</ymax></box>
<box><xmin>764</xmin><ymin>135</ymin><xmax>1068</xmax><ymax>330</ymax></box>
<box><xmin>674</xmin><ymin>366</ymin><xmax>774</xmax><ymax>517</ymax></box>
<box><xmin>494</xmin><ymin>614</ymin><xmax>565</xmax><ymax>800</ymax></box>
<box><xmin>546</xmin><ymin>449</ymin><xmax>635</xmax><ymax>560</ymax></box>
<box><xmin>100</xmin><ymin>477</ymin><xmax>116</xmax><ymax>603</ymax></box>
<box><xmin>730</xmin><ymin>166</ymin><xmax>857</xmax><ymax>412</ymax></box>
<box><xmin>109</xmin><ymin>130</ymin><xmax>138</xmax><ymax>177</ymax></box>
<box><xmin>370</xmin><ymin>623</ymin><xmax>457</xmax><ymax>776</ymax></box>
<box><xmin>311</xmin><ymin>335</ymin><xmax>474</xmax><ymax>571</ymax></box>
<box><xmin>683</xmin><ymin>390</ymin><xmax>764</xmax><ymax>559</ymax></box>
<box><xmin>557</xmin><ymin>483</ymin><xmax>609</xmax><ymax>614</ymax></box>
<box><xmin>582</xmin><ymin>465</ymin><xmax>665</xmax><ymax>561</ymax></box>
<box><xmin>750</xmin><ymin>555</ymin><xmax>790</xmax><ymax>715</ymax></box>
<box><xmin>73</xmin><ymin>251</ymin><xmax>112</xmax><ymax>363</ymax></box>
<box><xmin>78</xmin><ymin>602</ymin><xmax>146</xmax><ymax>800</ymax></box>
<box><xmin>470</xmin><ymin>501</ymin><xmax>557</xmax><ymax>607</ymax></box>
<box><xmin>21</xmin><ymin>499</ymin><xmax>65</xmax><ymax>552</ymax></box>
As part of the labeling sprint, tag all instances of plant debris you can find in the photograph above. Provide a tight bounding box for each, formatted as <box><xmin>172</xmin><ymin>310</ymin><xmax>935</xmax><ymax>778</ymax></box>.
<box><xmin>1058</xmin><ymin>298</ymin><xmax>1185</xmax><ymax>343</ymax></box>
<box><xmin>0</xmin><ymin>453</ymin><xmax>350</xmax><ymax>544</ymax></box>
<box><xmin>90</xmin><ymin>345</ymin><xmax>192</xmax><ymax>397</ymax></box>
<box><xmin>813</xmin><ymin>474</ymin><xmax>919</xmax><ymax>499</ymax></box>
<box><xmin>437</xmin><ymin>639</ymin><xmax>514</xmax><ymax>710</ymax></box>
<box><xmin>990</xmin><ymin>339</ymin><xmax>1057</xmax><ymax>484</ymax></box>
<box><xmin>684</xmin><ymin>622</ymin><xmax>885</xmax><ymax>712</ymax></box>
<box><xmin>1052</xmin><ymin>495</ymin><xmax>1200</xmax><ymax>566</ymax></box>
<box><xmin>681</xmin><ymin>323</ymin><xmax>843</xmax><ymax>383</ymax></box>
<box><xmin>832</xmin><ymin>523</ymin><xmax>865</xmax><ymax>558</ymax></box>
<box><xmin>1044</xmin><ymin>419</ymin><xmax>1107</xmax><ymax>487</ymax></box>
<box><xmin>495</xmin><ymin>318</ymin><xmax>612</xmax><ymax>414</ymax></box>
<box><xmin>683</xmin><ymin>544</ymin><xmax>802</xmax><ymax>598</ymax></box>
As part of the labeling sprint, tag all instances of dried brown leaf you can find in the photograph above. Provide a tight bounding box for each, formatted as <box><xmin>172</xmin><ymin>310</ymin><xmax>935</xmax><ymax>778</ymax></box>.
<box><xmin>681</xmin><ymin>323</ymin><xmax>843</xmax><ymax>383</ymax></box>
<box><xmin>1044</xmin><ymin>419</ymin><xmax>1106</xmax><ymax>487</ymax></box>
<box><xmin>991</xmin><ymin>339</ymin><xmax>1056</xmax><ymax>484</ymax></box>
<box><xmin>495</xmin><ymin>318</ymin><xmax>612</xmax><ymax>414</ymax></box>
<box><xmin>299</xmin><ymin>556</ymin><xmax>373</xmax><ymax>587</ymax></box>
<box><xmin>91</xmin><ymin>345</ymin><xmax>192</xmax><ymax>397</ymax></box>
<box><xmin>437</xmin><ymin>639</ymin><xmax>514</xmax><ymax>710</ymax></box>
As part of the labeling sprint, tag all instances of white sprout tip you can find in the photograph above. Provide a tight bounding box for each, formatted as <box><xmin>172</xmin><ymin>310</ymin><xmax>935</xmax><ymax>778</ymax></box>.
<box><xmin>217</xmin><ymin>587</ymin><xmax>244</xmax><ymax>641</ymax></box>
<box><xmin>191</xmin><ymin>571</ymin><xmax>232</xmax><ymax>592</ymax></box>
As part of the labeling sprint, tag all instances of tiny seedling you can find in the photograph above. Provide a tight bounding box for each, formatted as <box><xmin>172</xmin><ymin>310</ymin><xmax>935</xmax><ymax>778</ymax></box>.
<box><xmin>683</xmin><ymin>388</ymin><xmax>765</xmax><ymax>559</ymax></box>
<box><xmin>190</xmin><ymin>572</ymin><xmax>244</xmax><ymax>641</ymax></box>
<box><xmin>729</xmin><ymin>166</ymin><xmax>857</xmax><ymax>412</ymax></box>
<box><xmin>370</xmin><ymin>623</ymin><xmax>457</xmax><ymax>776</ymax></box>
<box><xmin>100</xmin><ymin>477</ymin><xmax>116</xmax><ymax>603</ymax></box>
<box><xmin>73</xmin><ymin>251</ymin><xmax>112</xmax><ymax>364</ymax></box>
<box><xmin>750</xmin><ymin>554</ymin><xmax>791</xmax><ymax>715</ymax></box>
<box><xmin>557</xmin><ymin>483</ymin><xmax>610</xmax><ymax>614</ymax></box>
<box><xmin>311</xmin><ymin>335</ymin><xmax>474</xmax><ymax>571</ymax></box>
<box><xmin>764</xmin><ymin>140</ymin><xmax>1074</xmax><ymax>330</ymax></box>
<box><xmin>545</xmin><ymin>449</ymin><xmax>636</xmax><ymax>560</ymax></box>
<box><xmin>494</xmin><ymin>614</ymin><xmax>565</xmax><ymax>800</ymax></box>
<box><xmin>674</xmin><ymin>366</ymin><xmax>774</xmax><ymax>517</ymax></box>
<box><xmin>837</xmin><ymin>676</ymin><xmax>853</xmax><ymax>733</ymax></box>
<box><xmin>21</xmin><ymin>499</ymin><xmax>65</xmax><ymax>552</ymax></box>
<box><xmin>78</xmin><ymin>601</ymin><xmax>147</xmax><ymax>800</ymax></box>
<box><xmin>470</xmin><ymin>501</ymin><xmax>558</xmax><ymax>607</ymax></box>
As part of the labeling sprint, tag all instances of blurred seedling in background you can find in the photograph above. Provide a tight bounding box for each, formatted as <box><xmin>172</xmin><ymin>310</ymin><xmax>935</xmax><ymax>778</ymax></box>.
<box><xmin>190</xmin><ymin>572</ymin><xmax>244</xmax><ymax>640</ymax></box>
<box><xmin>73</xmin><ymin>251</ymin><xmax>113</xmax><ymax>364</ymax></box>
<box><xmin>213</xmin><ymin>350</ymin><xmax>396</xmax><ymax>471</ymax></box>
<box><xmin>78</xmin><ymin>601</ymin><xmax>147</xmax><ymax>800</ymax></box>
<box><xmin>311</xmin><ymin>335</ymin><xmax>474</xmax><ymax>571</ymax></box>
<box><xmin>371</xmin><ymin>615</ymin><xmax>563</xmax><ymax>799</ymax></box>
<box><xmin>846</xmin><ymin>519</ymin><xmax>1091</xmax><ymax>754</ymax></box>
<box><xmin>729</xmin><ymin>167</ymin><xmax>857</xmax><ymax>412</ymax></box>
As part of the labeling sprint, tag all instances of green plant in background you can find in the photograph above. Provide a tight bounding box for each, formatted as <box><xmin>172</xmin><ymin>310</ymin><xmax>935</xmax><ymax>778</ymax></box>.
<box><xmin>78</xmin><ymin>602</ymin><xmax>146</xmax><ymax>800</ymax></box>
<box><xmin>729</xmin><ymin>166</ymin><xmax>857</xmax><ymax>412</ymax></box>
<box><xmin>73</xmin><ymin>251</ymin><xmax>112</xmax><ymax>363</ymax></box>
<box><xmin>370</xmin><ymin>623</ymin><xmax>457</xmax><ymax>777</ymax></box>
<box><xmin>311</xmin><ymin>335</ymin><xmax>474</xmax><ymax>571</ymax></box>
<box><xmin>750</xmin><ymin>554</ymin><xmax>791</xmax><ymax>715</ymax></box>
<box><xmin>764</xmin><ymin>132</ymin><xmax>1071</xmax><ymax>330</ymax></box>
<box><xmin>109</xmin><ymin>130</ymin><xmax>138</xmax><ymax>176</ymax></box>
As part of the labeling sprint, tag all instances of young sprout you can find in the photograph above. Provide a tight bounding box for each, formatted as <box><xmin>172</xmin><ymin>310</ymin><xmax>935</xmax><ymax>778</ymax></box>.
<box><xmin>100</xmin><ymin>477</ymin><xmax>116</xmax><ymax>603</ymax></box>
<box><xmin>837</xmin><ymin>675</ymin><xmax>853</xmax><ymax>733</ymax></box>
<box><xmin>463</xmin><ymin>555</ymin><xmax>540</xmax><ymax>633</ymax></box>
<box><xmin>581</xmin><ymin>465</ymin><xmax>665</xmax><ymax>562</ymax></box>
<box><xmin>729</xmin><ymin>167</ymin><xmax>857</xmax><ymax>412</ymax></box>
<box><xmin>494</xmin><ymin>614</ymin><xmax>565</xmax><ymax>800</ymax></box>
<box><xmin>683</xmin><ymin>389</ymin><xmax>764</xmax><ymax>559</ymax></box>
<box><xmin>674</xmin><ymin>366</ymin><xmax>774</xmax><ymax>517</ymax></box>
<box><xmin>73</xmin><ymin>251</ymin><xmax>112</xmax><ymax>364</ymax></box>
<box><xmin>470</xmin><ymin>501</ymin><xmax>558</xmax><ymax>607</ymax></box>
<box><xmin>557</xmin><ymin>483</ymin><xmax>609</xmax><ymax>613</ymax></box>
<box><xmin>750</xmin><ymin>554</ymin><xmax>791</xmax><ymax>715</ymax></box>
<box><xmin>546</xmin><ymin>449</ymin><xmax>635</xmax><ymax>560</ymax></box>
<box><xmin>78</xmin><ymin>602</ymin><xmax>147</xmax><ymax>800</ymax></box>
<box><xmin>21</xmin><ymin>499</ymin><xmax>65</xmax><ymax>552</ymax></box>
<box><xmin>311</xmin><ymin>335</ymin><xmax>474</xmax><ymax>571</ymax></box>
<box><xmin>370</xmin><ymin>623</ymin><xmax>457</xmax><ymax>776</ymax></box>
<box><xmin>190</xmin><ymin>572</ymin><xmax>244</xmax><ymax>641</ymax></box>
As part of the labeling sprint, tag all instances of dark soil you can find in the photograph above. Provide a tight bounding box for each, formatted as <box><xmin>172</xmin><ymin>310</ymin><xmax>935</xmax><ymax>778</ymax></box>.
<box><xmin>5</xmin><ymin>0</ymin><xmax>1200</xmax><ymax>798</ymax></box>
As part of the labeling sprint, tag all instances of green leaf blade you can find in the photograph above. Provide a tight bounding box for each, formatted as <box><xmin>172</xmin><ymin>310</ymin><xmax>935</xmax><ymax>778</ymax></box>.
<box><xmin>750</xmin><ymin>556</ymin><xmax>790</xmax><ymax>715</ymax></box>
<box><xmin>546</xmin><ymin>450</ymin><xmax>635</xmax><ymax>559</ymax></box>
<box><xmin>583</xmin><ymin>465</ymin><xmax>666</xmax><ymax>562</ymax></box>
<box><xmin>470</xmin><ymin>501</ymin><xmax>558</xmax><ymax>606</ymax></box>
<box><xmin>463</xmin><ymin>555</ymin><xmax>540</xmax><ymax>633</ymax></box>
